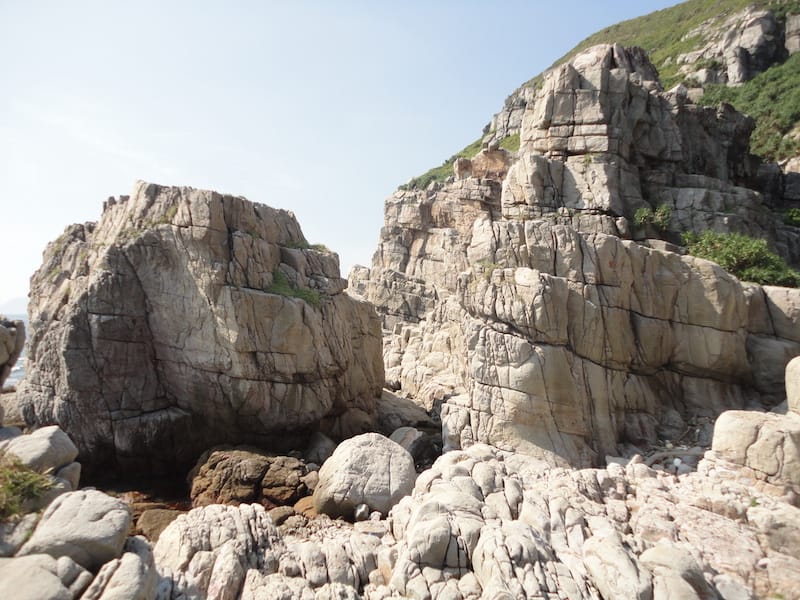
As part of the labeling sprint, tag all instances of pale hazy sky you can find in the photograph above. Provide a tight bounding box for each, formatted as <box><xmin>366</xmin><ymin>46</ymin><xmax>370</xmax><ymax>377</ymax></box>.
<box><xmin>0</xmin><ymin>0</ymin><xmax>677</xmax><ymax>313</ymax></box>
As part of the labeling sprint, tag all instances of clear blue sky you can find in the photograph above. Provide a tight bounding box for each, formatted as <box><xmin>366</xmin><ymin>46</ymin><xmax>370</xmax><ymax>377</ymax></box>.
<box><xmin>0</xmin><ymin>0</ymin><xmax>678</xmax><ymax>313</ymax></box>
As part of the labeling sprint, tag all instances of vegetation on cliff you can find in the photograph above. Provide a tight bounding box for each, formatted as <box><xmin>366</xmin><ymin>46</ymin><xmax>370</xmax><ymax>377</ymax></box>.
<box><xmin>683</xmin><ymin>230</ymin><xmax>800</xmax><ymax>286</ymax></box>
<box><xmin>698</xmin><ymin>53</ymin><xmax>800</xmax><ymax>161</ymax></box>
<box><xmin>402</xmin><ymin>0</ymin><xmax>799</xmax><ymax>190</ymax></box>
<box><xmin>555</xmin><ymin>0</ymin><xmax>799</xmax><ymax>87</ymax></box>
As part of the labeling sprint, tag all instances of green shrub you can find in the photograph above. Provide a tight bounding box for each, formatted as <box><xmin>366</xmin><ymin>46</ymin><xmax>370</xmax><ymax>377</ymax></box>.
<box><xmin>634</xmin><ymin>204</ymin><xmax>672</xmax><ymax>230</ymax></box>
<box><xmin>683</xmin><ymin>230</ymin><xmax>800</xmax><ymax>287</ymax></box>
<box><xmin>266</xmin><ymin>269</ymin><xmax>322</xmax><ymax>307</ymax></box>
<box><xmin>653</xmin><ymin>204</ymin><xmax>672</xmax><ymax>229</ymax></box>
<box><xmin>783</xmin><ymin>208</ymin><xmax>800</xmax><ymax>227</ymax></box>
<box><xmin>0</xmin><ymin>453</ymin><xmax>52</xmax><ymax>521</ymax></box>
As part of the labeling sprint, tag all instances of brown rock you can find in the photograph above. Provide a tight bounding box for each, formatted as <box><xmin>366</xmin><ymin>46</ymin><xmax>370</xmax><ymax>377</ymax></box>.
<box><xmin>137</xmin><ymin>508</ymin><xmax>183</xmax><ymax>542</ymax></box>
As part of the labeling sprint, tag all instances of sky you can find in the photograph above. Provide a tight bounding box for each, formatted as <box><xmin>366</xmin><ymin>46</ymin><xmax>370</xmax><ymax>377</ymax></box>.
<box><xmin>0</xmin><ymin>0</ymin><xmax>679</xmax><ymax>314</ymax></box>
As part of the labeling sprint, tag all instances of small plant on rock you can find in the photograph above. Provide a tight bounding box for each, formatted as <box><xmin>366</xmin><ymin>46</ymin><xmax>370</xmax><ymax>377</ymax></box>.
<box><xmin>634</xmin><ymin>204</ymin><xmax>672</xmax><ymax>231</ymax></box>
<box><xmin>0</xmin><ymin>453</ymin><xmax>52</xmax><ymax>521</ymax></box>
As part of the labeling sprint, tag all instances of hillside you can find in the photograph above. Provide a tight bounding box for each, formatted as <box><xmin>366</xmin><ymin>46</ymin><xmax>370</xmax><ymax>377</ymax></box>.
<box><xmin>404</xmin><ymin>0</ymin><xmax>800</xmax><ymax>189</ymax></box>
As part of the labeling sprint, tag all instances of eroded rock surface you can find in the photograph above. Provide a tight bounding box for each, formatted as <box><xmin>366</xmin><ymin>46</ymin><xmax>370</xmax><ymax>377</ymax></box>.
<box><xmin>351</xmin><ymin>43</ymin><xmax>800</xmax><ymax>467</ymax></box>
<box><xmin>18</xmin><ymin>182</ymin><xmax>384</xmax><ymax>473</ymax></box>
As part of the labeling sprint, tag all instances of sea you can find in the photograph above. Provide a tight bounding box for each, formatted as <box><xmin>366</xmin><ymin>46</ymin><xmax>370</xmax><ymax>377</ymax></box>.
<box><xmin>4</xmin><ymin>314</ymin><xmax>27</xmax><ymax>387</ymax></box>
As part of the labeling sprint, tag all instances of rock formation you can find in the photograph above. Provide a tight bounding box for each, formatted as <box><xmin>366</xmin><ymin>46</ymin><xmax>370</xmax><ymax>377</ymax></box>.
<box><xmin>18</xmin><ymin>181</ymin><xmax>384</xmax><ymax>474</ymax></box>
<box><xmin>0</xmin><ymin>315</ymin><xmax>25</xmax><ymax>389</ymax></box>
<box><xmin>350</xmin><ymin>43</ymin><xmax>800</xmax><ymax>467</ymax></box>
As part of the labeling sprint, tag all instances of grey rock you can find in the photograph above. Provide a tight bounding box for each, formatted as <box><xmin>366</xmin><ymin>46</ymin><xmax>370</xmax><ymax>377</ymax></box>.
<box><xmin>18</xmin><ymin>182</ymin><xmax>384</xmax><ymax>474</ymax></box>
<box><xmin>0</xmin><ymin>553</ymin><xmax>92</xmax><ymax>600</ymax></box>
<box><xmin>79</xmin><ymin>536</ymin><xmax>157</xmax><ymax>600</ymax></box>
<box><xmin>17</xmin><ymin>489</ymin><xmax>132</xmax><ymax>571</ymax></box>
<box><xmin>154</xmin><ymin>503</ymin><xmax>280</xmax><ymax>600</ymax></box>
<box><xmin>313</xmin><ymin>433</ymin><xmax>416</xmax><ymax>519</ymax></box>
<box><xmin>304</xmin><ymin>432</ymin><xmax>337</xmax><ymax>465</ymax></box>
<box><xmin>3</xmin><ymin>425</ymin><xmax>78</xmax><ymax>473</ymax></box>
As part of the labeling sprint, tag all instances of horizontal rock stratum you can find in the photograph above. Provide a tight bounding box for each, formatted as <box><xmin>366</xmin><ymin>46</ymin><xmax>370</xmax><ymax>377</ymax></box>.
<box><xmin>18</xmin><ymin>181</ymin><xmax>384</xmax><ymax>473</ymax></box>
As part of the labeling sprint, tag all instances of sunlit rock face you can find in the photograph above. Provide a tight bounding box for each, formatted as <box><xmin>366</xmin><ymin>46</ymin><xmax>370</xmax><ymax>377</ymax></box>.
<box><xmin>351</xmin><ymin>43</ymin><xmax>800</xmax><ymax>467</ymax></box>
<box><xmin>19</xmin><ymin>181</ymin><xmax>384</xmax><ymax>473</ymax></box>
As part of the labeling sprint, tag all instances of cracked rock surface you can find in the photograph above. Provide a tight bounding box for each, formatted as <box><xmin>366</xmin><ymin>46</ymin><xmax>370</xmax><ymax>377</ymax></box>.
<box><xmin>350</xmin><ymin>43</ymin><xmax>800</xmax><ymax>468</ymax></box>
<box><xmin>18</xmin><ymin>181</ymin><xmax>384</xmax><ymax>473</ymax></box>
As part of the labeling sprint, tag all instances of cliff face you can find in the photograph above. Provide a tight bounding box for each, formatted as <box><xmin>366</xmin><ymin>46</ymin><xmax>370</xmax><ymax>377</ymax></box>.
<box><xmin>19</xmin><ymin>182</ymin><xmax>384</xmax><ymax>473</ymax></box>
<box><xmin>351</xmin><ymin>43</ymin><xmax>800</xmax><ymax>467</ymax></box>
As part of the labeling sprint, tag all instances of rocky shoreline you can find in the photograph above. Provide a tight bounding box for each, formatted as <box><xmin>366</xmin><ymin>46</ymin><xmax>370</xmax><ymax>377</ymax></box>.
<box><xmin>2</xmin><ymin>4</ymin><xmax>800</xmax><ymax>597</ymax></box>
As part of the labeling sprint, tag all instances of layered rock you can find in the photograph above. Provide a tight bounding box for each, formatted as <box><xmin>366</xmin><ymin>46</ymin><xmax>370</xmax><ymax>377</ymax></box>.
<box><xmin>351</xmin><ymin>43</ymin><xmax>800</xmax><ymax>467</ymax></box>
<box><xmin>18</xmin><ymin>181</ymin><xmax>384</xmax><ymax>473</ymax></box>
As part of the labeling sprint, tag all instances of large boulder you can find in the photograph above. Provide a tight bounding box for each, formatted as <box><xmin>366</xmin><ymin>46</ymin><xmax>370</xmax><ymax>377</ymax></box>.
<box><xmin>17</xmin><ymin>489</ymin><xmax>132</xmax><ymax>571</ymax></box>
<box><xmin>189</xmin><ymin>446</ymin><xmax>310</xmax><ymax>508</ymax></box>
<box><xmin>313</xmin><ymin>433</ymin><xmax>416</xmax><ymax>519</ymax></box>
<box><xmin>1</xmin><ymin>425</ymin><xmax>78</xmax><ymax>474</ymax></box>
<box><xmin>17</xmin><ymin>182</ymin><xmax>384</xmax><ymax>473</ymax></box>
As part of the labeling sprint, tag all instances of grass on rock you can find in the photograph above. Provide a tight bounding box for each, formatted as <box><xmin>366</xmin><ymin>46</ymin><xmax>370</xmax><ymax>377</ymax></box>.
<box><xmin>683</xmin><ymin>230</ymin><xmax>800</xmax><ymax>287</ymax></box>
<box><xmin>0</xmin><ymin>453</ymin><xmax>52</xmax><ymax>521</ymax></box>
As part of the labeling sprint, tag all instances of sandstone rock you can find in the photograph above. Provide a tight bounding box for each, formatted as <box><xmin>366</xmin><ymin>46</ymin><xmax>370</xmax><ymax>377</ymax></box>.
<box><xmin>136</xmin><ymin>509</ymin><xmax>182</xmax><ymax>543</ymax></box>
<box><xmin>313</xmin><ymin>433</ymin><xmax>416</xmax><ymax>519</ymax></box>
<box><xmin>0</xmin><ymin>315</ymin><xmax>25</xmax><ymax>389</ymax></box>
<box><xmin>17</xmin><ymin>490</ymin><xmax>132</xmax><ymax>571</ymax></box>
<box><xmin>189</xmin><ymin>446</ymin><xmax>310</xmax><ymax>509</ymax></box>
<box><xmin>0</xmin><ymin>512</ymin><xmax>39</xmax><ymax>557</ymax></box>
<box><xmin>0</xmin><ymin>553</ymin><xmax>93</xmax><ymax>600</ymax></box>
<box><xmin>2</xmin><ymin>424</ymin><xmax>78</xmax><ymax>474</ymax></box>
<box><xmin>19</xmin><ymin>182</ymin><xmax>384</xmax><ymax>474</ymax></box>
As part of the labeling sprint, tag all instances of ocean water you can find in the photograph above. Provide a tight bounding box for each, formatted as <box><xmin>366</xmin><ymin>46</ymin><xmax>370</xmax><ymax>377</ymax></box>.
<box><xmin>4</xmin><ymin>314</ymin><xmax>27</xmax><ymax>387</ymax></box>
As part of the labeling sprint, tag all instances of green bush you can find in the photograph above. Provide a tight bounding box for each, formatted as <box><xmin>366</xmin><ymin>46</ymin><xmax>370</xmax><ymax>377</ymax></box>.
<box><xmin>266</xmin><ymin>269</ymin><xmax>322</xmax><ymax>308</ymax></box>
<box><xmin>783</xmin><ymin>208</ymin><xmax>800</xmax><ymax>227</ymax></box>
<box><xmin>683</xmin><ymin>230</ymin><xmax>800</xmax><ymax>287</ymax></box>
<box><xmin>633</xmin><ymin>204</ymin><xmax>672</xmax><ymax>230</ymax></box>
<box><xmin>0</xmin><ymin>453</ymin><xmax>52</xmax><ymax>521</ymax></box>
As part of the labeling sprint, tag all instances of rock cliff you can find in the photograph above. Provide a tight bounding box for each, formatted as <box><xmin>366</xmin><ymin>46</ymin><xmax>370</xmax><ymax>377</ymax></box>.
<box><xmin>351</xmin><ymin>43</ymin><xmax>800</xmax><ymax>467</ymax></box>
<box><xmin>18</xmin><ymin>181</ymin><xmax>384</xmax><ymax>473</ymax></box>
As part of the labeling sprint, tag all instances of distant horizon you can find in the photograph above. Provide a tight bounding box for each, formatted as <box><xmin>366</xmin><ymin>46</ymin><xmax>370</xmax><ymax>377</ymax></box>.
<box><xmin>0</xmin><ymin>0</ymin><xmax>679</xmax><ymax>309</ymax></box>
